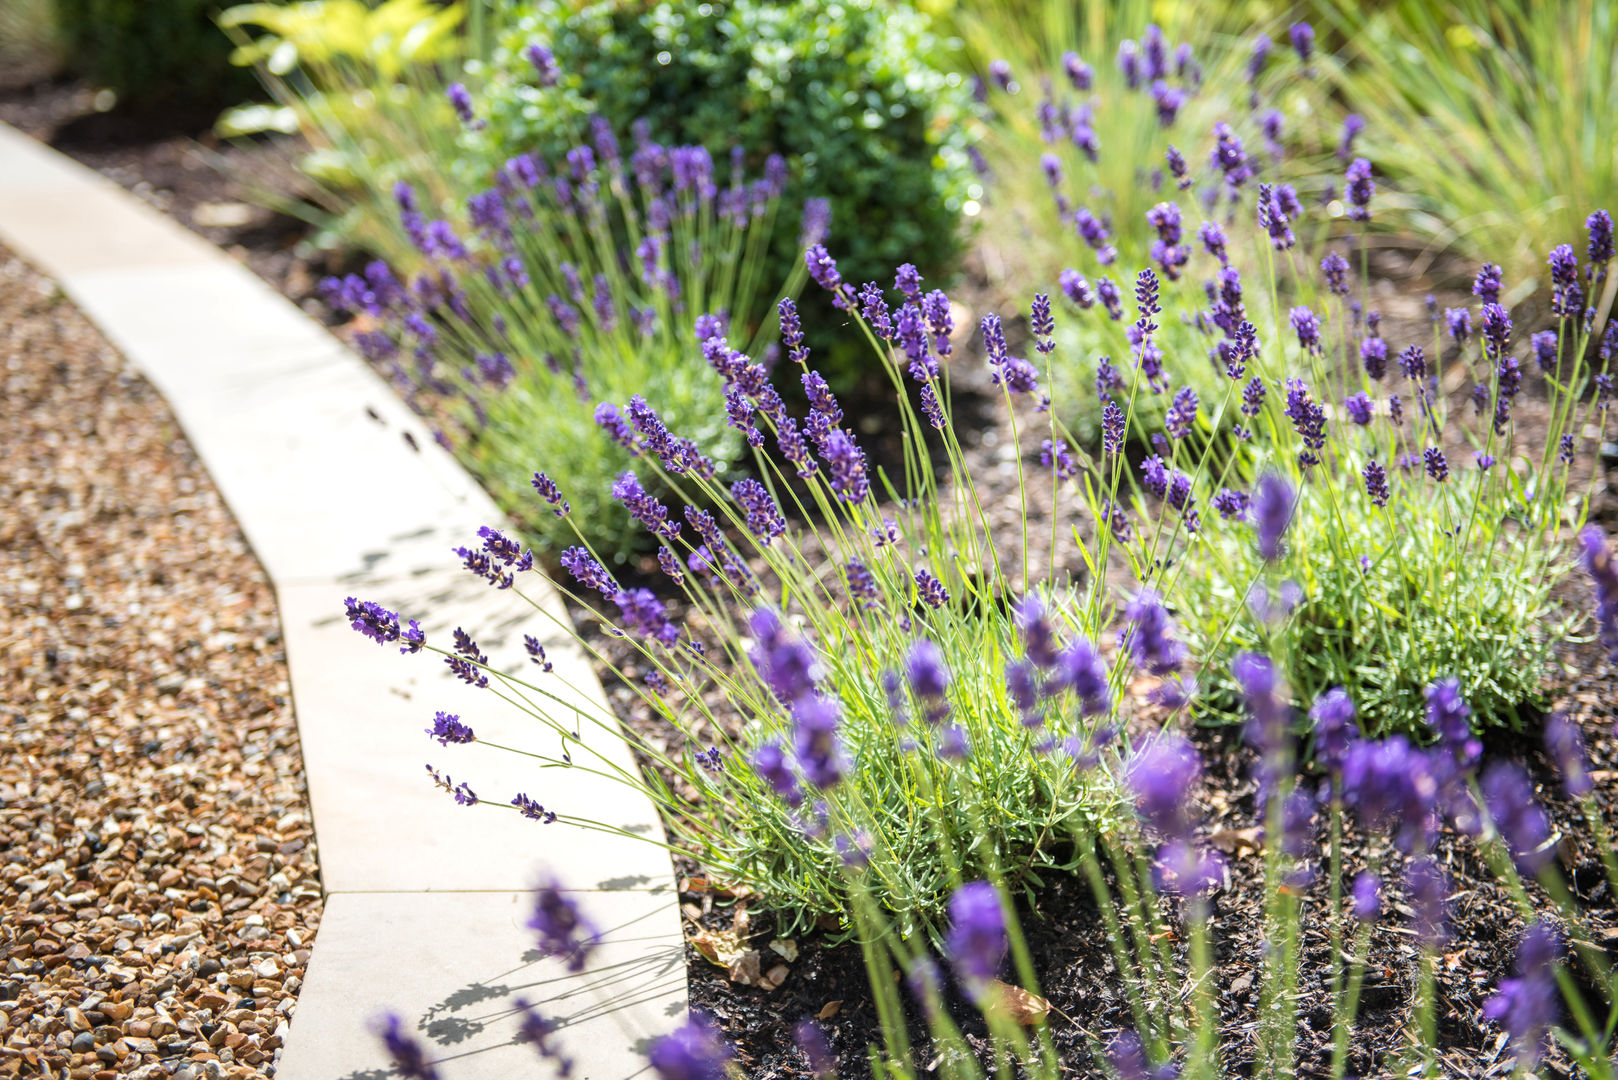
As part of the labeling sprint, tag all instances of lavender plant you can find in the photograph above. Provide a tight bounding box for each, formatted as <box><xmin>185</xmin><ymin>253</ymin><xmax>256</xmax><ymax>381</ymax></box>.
<box><xmin>318</xmin><ymin>111</ymin><xmax>816</xmax><ymax>559</ymax></box>
<box><xmin>960</xmin><ymin>14</ymin><xmax>1342</xmax><ymax>446</ymax></box>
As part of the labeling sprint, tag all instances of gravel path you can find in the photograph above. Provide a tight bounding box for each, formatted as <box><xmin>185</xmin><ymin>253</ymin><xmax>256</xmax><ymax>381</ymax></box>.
<box><xmin>0</xmin><ymin>245</ymin><xmax>321</xmax><ymax>1079</ymax></box>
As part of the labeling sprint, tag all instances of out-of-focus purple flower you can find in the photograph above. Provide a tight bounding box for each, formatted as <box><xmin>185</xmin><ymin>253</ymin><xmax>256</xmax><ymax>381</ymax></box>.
<box><xmin>1289</xmin><ymin>22</ymin><xmax>1315</xmax><ymax>63</ymax></box>
<box><xmin>988</xmin><ymin>58</ymin><xmax>1015</xmax><ymax>91</ymax></box>
<box><xmin>1445</xmin><ymin>307</ymin><xmax>1471</xmax><ymax>346</ymax></box>
<box><xmin>1059</xmin><ymin>269</ymin><xmax>1094</xmax><ymax>308</ymax></box>
<box><xmin>1484</xmin><ymin>922</ymin><xmax>1561</xmax><ymax>1067</ymax></box>
<box><xmin>1121</xmin><ymin>598</ymin><xmax>1184</xmax><ymax>675</ymax></box>
<box><xmin>1343</xmin><ymin>391</ymin><xmax>1374</xmax><ymax>426</ymax></box>
<box><xmin>446</xmin><ymin>82</ymin><xmax>479</xmax><ymax>128</ymax></box>
<box><xmin>1097</xmin><ymin>277</ymin><xmax>1124</xmax><ymax>319</ymax></box>
<box><xmin>1483</xmin><ymin>761</ymin><xmax>1555</xmax><ymax>876</ymax></box>
<box><xmin>1056</xmin><ymin>637</ymin><xmax>1111</xmax><ymax>716</ymax></box>
<box><xmin>1126</xmin><ymin>731</ymin><xmax>1200</xmax><ymax>839</ymax></box>
<box><xmin>1153</xmin><ymin>839</ymin><xmax>1225</xmax><ymax>896</ymax></box>
<box><xmin>1425</xmin><ymin>677</ymin><xmax>1478</xmax><ymax>766</ymax></box>
<box><xmin>752</xmin><ymin>740</ymin><xmax>800</xmax><ymax>805</ymax></box>
<box><xmin>1545</xmin><ymin>713</ymin><xmax>1593</xmax><ymax>798</ymax></box>
<box><xmin>1063</xmin><ymin>50</ymin><xmax>1093</xmax><ymax>90</ymax></box>
<box><xmin>748</xmin><ymin>608</ymin><xmax>820</xmax><ymax>704</ymax></box>
<box><xmin>373</xmin><ymin>1013</ymin><xmax>440</xmax><ymax>1080</ymax></box>
<box><xmin>1345</xmin><ymin>158</ymin><xmax>1374</xmax><ymax>222</ymax></box>
<box><xmin>1311</xmin><ymin>688</ymin><xmax>1357</xmax><ymax>775</ymax></box>
<box><xmin>1234</xmin><ymin>651</ymin><xmax>1289</xmax><ymax>771</ymax></box>
<box><xmin>1041</xmin><ymin>438</ymin><xmax>1079</xmax><ymax>479</ymax></box>
<box><xmin>945</xmin><ymin>882</ymin><xmax>1007</xmax><ymax>995</ymax></box>
<box><xmin>1342</xmin><ymin>736</ymin><xmax>1437</xmax><ymax>851</ymax></box>
<box><xmin>794</xmin><ymin>1019</ymin><xmax>835</xmax><ymax>1078</ymax></box>
<box><xmin>648</xmin><ymin>1014</ymin><xmax>731</xmax><ymax>1080</ymax></box>
<box><xmin>525</xmin><ymin>43</ymin><xmax>559</xmax><ymax>86</ymax></box>
<box><xmin>529</xmin><ymin>882</ymin><xmax>599</xmax><ymax>971</ymax></box>
<box><xmin>794</xmin><ymin>696</ymin><xmax>846</xmax><ymax>788</ymax></box>
<box><xmin>1252</xmin><ymin>472</ymin><xmax>1294</xmax><ymax>560</ymax></box>
<box><xmin>1406</xmin><ymin>857</ymin><xmax>1450</xmax><ymax>945</ymax></box>
<box><xmin>1352</xmin><ymin>871</ymin><xmax>1380</xmax><ymax>921</ymax></box>
<box><xmin>1338</xmin><ymin>113</ymin><xmax>1365</xmax><ymax>160</ymax></box>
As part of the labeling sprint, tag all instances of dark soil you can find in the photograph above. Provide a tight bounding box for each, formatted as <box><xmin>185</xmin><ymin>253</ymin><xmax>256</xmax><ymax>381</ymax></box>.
<box><xmin>8</xmin><ymin>57</ymin><xmax>1618</xmax><ymax>1080</ymax></box>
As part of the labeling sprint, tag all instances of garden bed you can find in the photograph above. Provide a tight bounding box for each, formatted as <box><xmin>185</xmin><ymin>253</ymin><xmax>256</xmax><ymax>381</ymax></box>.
<box><xmin>0</xmin><ymin>245</ymin><xmax>321</xmax><ymax>1079</ymax></box>
<box><xmin>8</xmin><ymin>45</ymin><xmax>1618</xmax><ymax>1080</ymax></box>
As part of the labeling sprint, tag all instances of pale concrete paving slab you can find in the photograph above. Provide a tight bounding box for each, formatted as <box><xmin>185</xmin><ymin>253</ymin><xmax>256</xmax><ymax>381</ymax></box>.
<box><xmin>277</xmin><ymin>890</ymin><xmax>684</xmax><ymax>1080</ymax></box>
<box><xmin>0</xmin><ymin>121</ymin><xmax>688</xmax><ymax>1078</ymax></box>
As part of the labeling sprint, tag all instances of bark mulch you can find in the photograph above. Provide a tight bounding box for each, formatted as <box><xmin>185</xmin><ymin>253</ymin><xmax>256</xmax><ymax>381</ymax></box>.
<box><xmin>0</xmin><ymin>246</ymin><xmax>322</xmax><ymax>1080</ymax></box>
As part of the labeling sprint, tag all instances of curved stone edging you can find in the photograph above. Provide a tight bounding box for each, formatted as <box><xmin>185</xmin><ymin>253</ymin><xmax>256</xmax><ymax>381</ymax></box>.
<box><xmin>0</xmin><ymin>122</ymin><xmax>683</xmax><ymax>1079</ymax></box>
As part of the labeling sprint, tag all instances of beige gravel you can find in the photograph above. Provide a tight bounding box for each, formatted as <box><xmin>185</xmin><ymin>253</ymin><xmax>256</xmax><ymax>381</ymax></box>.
<box><xmin>0</xmin><ymin>245</ymin><xmax>321</xmax><ymax>1079</ymax></box>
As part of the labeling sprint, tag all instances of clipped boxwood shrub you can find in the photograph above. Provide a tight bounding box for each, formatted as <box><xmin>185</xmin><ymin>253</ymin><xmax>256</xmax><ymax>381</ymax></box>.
<box><xmin>474</xmin><ymin>0</ymin><xmax>978</xmax><ymax>383</ymax></box>
<box><xmin>55</xmin><ymin>0</ymin><xmax>263</xmax><ymax>112</ymax></box>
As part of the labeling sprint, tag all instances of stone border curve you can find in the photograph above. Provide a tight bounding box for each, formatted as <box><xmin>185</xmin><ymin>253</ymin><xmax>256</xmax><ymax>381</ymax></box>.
<box><xmin>0</xmin><ymin>122</ymin><xmax>684</xmax><ymax>1079</ymax></box>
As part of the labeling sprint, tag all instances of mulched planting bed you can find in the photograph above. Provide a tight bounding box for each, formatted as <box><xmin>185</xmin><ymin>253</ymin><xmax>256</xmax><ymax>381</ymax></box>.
<box><xmin>11</xmin><ymin>61</ymin><xmax>1618</xmax><ymax>1079</ymax></box>
<box><xmin>0</xmin><ymin>246</ymin><xmax>321</xmax><ymax>1079</ymax></box>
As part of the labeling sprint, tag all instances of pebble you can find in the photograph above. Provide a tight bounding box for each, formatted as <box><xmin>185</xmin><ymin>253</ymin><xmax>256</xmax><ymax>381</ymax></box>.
<box><xmin>0</xmin><ymin>249</ymin><xmax>323</xmax><ymax>1076</ymax></box>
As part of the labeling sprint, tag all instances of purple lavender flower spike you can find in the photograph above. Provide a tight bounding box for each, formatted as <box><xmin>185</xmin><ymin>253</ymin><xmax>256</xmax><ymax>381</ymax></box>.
<box><xmin>1126</xmin><ymin>731</ymin><xmax>1200</xmax><ymax>839</ymax></box>
<box><xmin>1057</xmin><ymin>637</ymin><xmax>1111</xmax><ymax>716</ymax></box>
<box><xmin>512</xmin><ymin>793</ymin><xmax>556</xmax><ymax>823</ymax></box>
<box><xmin>804</xmin><ymin>244</ymin><xmax>846</xmax><ymax>308</ymax></box>
<box><xmin>446</xmin><ymin>82</ymin><xmax>479</xmax><ymax>128</ymax></box>
<box><xmin>793</xmin><ymin>696</ymin><xmax>846</xmax><ymax>788</ymax></box>
<box><xmin>525</xmin><ymin>43</ymin><xmax>559</xmax><ymax>86</ymax></box>
<box><xmin>345</xmin><ymin>597</ymin><xmax>402</xmax><ymax>645</ymax></box>
<box><xmin>915</xmin><ymin>569</ymin><xmax>950</xmax><ymax>610</ymax></box>
<box><xmin>1290</xmin><ymin>306</ymin><xmax>1322</xmax><ymax>353</ymax></box>
<box><xmin>1423</xmin><ymin>446</ymin><xmax>1449</xmax><ymax>483</ymax></box>
<box><xmin>1351</xmin><ymin>871</ymin><xmax>1380</xmax><ymax>921</ymax></box>
<box><xmin>945</xmin><ymin>881</ymin><xmax>1007</xmax><ymax>995</ymax></box>
<box><xmin>1283</xmin><ymin>380</ymin><xmax>1326</xmax><ymax>467</ymax></box>
<box><xmin>1338</xmin><ymin>113</ymin><xmax>1365</xmax><ymax>160</ymax></box>
<box><xmin>529</xmin><ymin>881</ymin><xmax>599</xmax><ymax>971</ymax></box>
<box><xmin>1425</xmin><ymin>677</ymin><xmax>1478</xmax><ymax>766</ymax></box>
<box><xmin>821</xmin><ymin>429</ymin><xmax>868</xmax><ymax>503</ymax></box>
<box><xmin>1165</xmin><ymin>386</ymin><xmax>1198</xmax><ymax>438</ymax></box>
<box><xmin>1341</xmin><ymin>736</ymin><xmax>1437</xmax><ymax>851</ymax></box>
<box><xmin>1545</xmin><ymin>713</ymin><xmax>1593</xmax><ymax>798</ymax></box>
<box><xmin>372</xmin><ymin>1013</ymin><xmax>440</xmax><ymax>1080</ymax></box>
<box><xmin>752</xmin><ymin>740</ymin><xmax>801</xmax><ymax>805</ymax></box>
<box><xmin>1345</xmin><ymin>158</ymin><xmax>1374</xmax><ymax>221</ymax></box>
<box><xmin>648</xmin><ymin>1014</ymin><xmax>731</xmax><ymax>1080</ymax></box>
<box><xmin>427</xmin><ymin>711</ymin><xmax>474</xmax><ymax>746</ymax></box>
<box><xmin>1589</xmin><ymin>209</ymin><xmax>1615</xmax><ymax>267</ymax></box>
<box><xmin>1405</xmin><ymin>857</ymin><xmax>1450</xmax><ymax>945</ymax></box>
<box><xmin>1483</xmin><ymin>922</ymin><xmax>1561</xmax><ymax>1068</ymax></box>
<box><xmin>1288</xmin><ymin>22</ymin><xmax>1314</xmax><ymax>63</ymax></box>
<box><xmin>1482</xmin><ymin>761</ymin><xmax>1555</xmax><ymax>876</ymax></box>
<box><xmin>1062</xmin><ymin>50</ymin><xmax>1092</xmax><ymax>90</ymax></box>
<box><xmin>1121</xmin><ymin>590</ymin><xmax>1186</xmax><ymax>675</ymax></box>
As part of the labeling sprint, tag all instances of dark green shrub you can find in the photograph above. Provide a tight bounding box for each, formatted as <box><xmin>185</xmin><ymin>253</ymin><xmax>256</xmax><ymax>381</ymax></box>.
<box><xmin>475</xmin><ymin>0</ymin><xmax>978</xmax><ymax>384</ymax></box>
<box><xmin>54</xmin><ymin>0</ymin><xmax>261</xmax><ymax>112</ymax></box>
